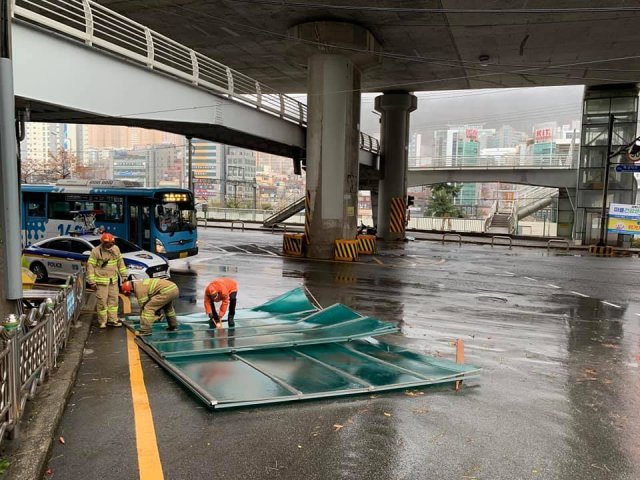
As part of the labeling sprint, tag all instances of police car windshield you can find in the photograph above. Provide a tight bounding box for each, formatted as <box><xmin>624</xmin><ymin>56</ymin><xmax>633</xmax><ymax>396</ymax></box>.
<box><xmin>89</xmin><ymin>237</ymin><xmax>142</xmax><ymax>254</ymax></box>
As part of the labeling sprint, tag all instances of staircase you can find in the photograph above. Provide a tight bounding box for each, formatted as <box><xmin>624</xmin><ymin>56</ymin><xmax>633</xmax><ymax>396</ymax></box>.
<box><xmin>263</xmin><ymin>196</ymin><xmax>305</xmax><ymax>227</ymax></box>
<box><xmin>487</xmin><ymin>213</ymin><xmax>511</xmax><ymax>234</ymax></box>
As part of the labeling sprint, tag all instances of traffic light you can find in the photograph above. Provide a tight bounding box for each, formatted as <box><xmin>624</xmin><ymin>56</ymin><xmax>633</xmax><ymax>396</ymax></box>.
<box><xmin>407</xmin><ymin>195</ymin><xmax>415</xmax><ymax>207</ymax></box>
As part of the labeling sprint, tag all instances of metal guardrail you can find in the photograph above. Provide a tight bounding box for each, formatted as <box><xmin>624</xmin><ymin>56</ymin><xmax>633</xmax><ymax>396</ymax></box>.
<box><xmin>491</xmin><ymin>236</ymin><xmax>513</xmax><ymax>249</ymax></box>
<box><xmin>0</xmin><ymin>270</ymin><xmax>85</xmax><ymax>446</ymax></box>
<box><xmin>230</xmin><ymin>221</ymin><xmax>245</xmax><ymax>232</ymax></box>
<box><xmin>442</xmin><ymin>233</ymin><xmax>462</xmax><ymax>246</ymax></box>
<box><xmin>11</xmin><ymin>0</ymin><xmax>381</xmax><ymax>154</ymax></box>
<box><xmin>547</xmin><ymin>239</ymin><xmax>570</xmax><ymax>251</ymax></box>
<box><xmin>271</xmin><ymin>223</ymin><xmax>288</xmax><ymax>234</ymax></box>
<box><xmin>409</xmin><ymin>154</ymin><xmax>577</xmax><ymax>170</ymax></box>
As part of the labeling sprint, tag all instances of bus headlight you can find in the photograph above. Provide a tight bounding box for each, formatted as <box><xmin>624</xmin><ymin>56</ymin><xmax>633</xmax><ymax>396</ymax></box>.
<box><xmin>155</xmin><ymin>239</ymin><xmax>166</xmax><ymax>254</ymax></box>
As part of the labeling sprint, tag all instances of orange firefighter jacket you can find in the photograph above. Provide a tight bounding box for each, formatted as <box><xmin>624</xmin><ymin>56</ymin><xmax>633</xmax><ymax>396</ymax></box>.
<box><xmin>204</xmin><ymin>277</ymin><xmax>238</xmax><ymax>319</ymax></box>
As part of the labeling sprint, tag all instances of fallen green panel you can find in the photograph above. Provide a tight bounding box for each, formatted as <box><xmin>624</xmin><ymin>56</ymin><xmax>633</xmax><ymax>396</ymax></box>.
<box><xmin>128</xmin><ymin>303</ymin><xmax>398</xmax><ymax>357</ymax></box>
<box><xmin>147</xmin><ymin>338</ymin><xmax>480</xmax><ymax>409</ymax></box>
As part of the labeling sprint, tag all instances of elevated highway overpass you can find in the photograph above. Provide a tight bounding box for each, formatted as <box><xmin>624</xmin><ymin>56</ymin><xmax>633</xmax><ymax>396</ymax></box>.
<box><xmin>5</xmin><ymin>0</ymin><xmax>639</xmax><ymax>257</ymax></box>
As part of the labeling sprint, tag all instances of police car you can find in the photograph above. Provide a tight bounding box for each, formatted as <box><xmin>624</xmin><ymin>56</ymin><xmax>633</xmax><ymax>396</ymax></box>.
<box><xmin>22</xmin><ymin>234</ymin><xmax>170</xmax><ymax>282</ymax></box>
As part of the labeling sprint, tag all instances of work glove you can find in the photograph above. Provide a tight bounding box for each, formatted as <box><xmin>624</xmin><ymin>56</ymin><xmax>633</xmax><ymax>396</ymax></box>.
<box><xmin>88</xmin><ymin>283</ymin><xmax>96</xmax><ymax>290</ymax></box>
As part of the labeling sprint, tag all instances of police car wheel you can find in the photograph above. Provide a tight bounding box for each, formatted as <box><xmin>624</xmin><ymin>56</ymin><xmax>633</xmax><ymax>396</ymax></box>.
<box><xmin>30</xmin><ymin>262</ymin><xmax>48</xmax><ymax>282</ymax></box>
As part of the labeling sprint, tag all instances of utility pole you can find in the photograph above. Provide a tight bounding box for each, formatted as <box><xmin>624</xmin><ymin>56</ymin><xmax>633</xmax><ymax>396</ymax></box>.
<box><xmin>186</xmin><ymin>136</ymin><xmax>193</xmax><ymax>192</ymax></box>
<box><xmin>0</xmin><ymin>0</ymin><xmax>22</xmax><ymax>312</ymax></box>
<box><xmin>597</xmin><ymin>114</ymin><xmax>615</xmax><ymax>246</ymax></box>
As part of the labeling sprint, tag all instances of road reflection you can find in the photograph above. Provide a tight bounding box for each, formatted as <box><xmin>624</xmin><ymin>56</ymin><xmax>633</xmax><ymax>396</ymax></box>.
<box><xmin>560</xmin><ymin>297</ymin><xmax>637</xmax><ymax>478</ymax></box>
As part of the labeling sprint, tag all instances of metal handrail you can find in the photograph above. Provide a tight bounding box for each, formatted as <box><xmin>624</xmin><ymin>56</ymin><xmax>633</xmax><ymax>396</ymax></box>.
<box><xmin>230</xmin><ymin>221</ymin><xmax>245</xmax><ymax>232</ymax></box>
<box><xmin>547</xmin><ymin>239</ymin><xmax>570</xmax><ymax>251</ymax></box>
<box><xmin>491</xmin><ymin>235</ymin><xmax>512</xmax><ymax>249</ymax></box>
<box><xmin>442</xmin><ymin>233</ymin><xmax>462</xmax><ymax>246</ymax></box>
<box><xmin>11</xmin><ymin>0</ymin><xmax>381</xmax><ymax>154</ymax></box>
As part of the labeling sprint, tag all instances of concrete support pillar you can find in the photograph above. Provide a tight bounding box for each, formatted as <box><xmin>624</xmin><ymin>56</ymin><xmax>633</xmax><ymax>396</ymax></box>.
<box><xmin>370</xmin><ymin>189</ymin><xmax>379</xmax><ymax>228</ymax></box>
<box><xmin>305</xmin><ymin>54</ymin><xmax>360</xmax><ymax>258</ymax></box>
<box><xmin>375</xmin><ymin>92</ymin><xmax>417</xmax><ymax>241</ymax></box>
<box><xmin>557</xmin><ymin>188</ymin><xmax>575</xmax><ymax>239</ymax></box>
<box><xmin>0</xmin><ymin>0</ymin><xmax>22</xmax><ymax>316</ymax></box>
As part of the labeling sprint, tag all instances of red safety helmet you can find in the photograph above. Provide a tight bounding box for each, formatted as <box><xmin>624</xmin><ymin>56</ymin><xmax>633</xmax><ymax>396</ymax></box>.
<box><xmin>121</xmin><ymin>281</ymin><xmax>133</xmax><ymax>295</ymax></box>
<box><xmin>100</xmin><ymin>232</ymin><xmax>115</xmax><ymax>243</ymax></box>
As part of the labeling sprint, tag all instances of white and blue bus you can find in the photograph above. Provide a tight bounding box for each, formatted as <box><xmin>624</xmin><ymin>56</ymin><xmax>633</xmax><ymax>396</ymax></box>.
<box><xmin>22</xmin><ymin>179</ymin><xmax>198</xmax><ymax>259</ymax></box>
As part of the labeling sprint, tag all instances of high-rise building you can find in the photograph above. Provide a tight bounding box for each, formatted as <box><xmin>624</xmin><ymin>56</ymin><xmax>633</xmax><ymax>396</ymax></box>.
<box><xmin>21</xmin><ymin>122</ymin><xmax>65</xmax><ymax>163</ymax></box>
<box><xmin>190</xmin><ymin>140</ymin><xmax>257</xmax><ymax>205</ymax></box>
<box><xmin>112</xmin><ymin>145</ymin><xmax>182</xmax><ymax>187</ymax></box>
<box><xmin>408</xmin><ymin>133</ymin><xmax>422</xmax><ymax>167</ymax></box>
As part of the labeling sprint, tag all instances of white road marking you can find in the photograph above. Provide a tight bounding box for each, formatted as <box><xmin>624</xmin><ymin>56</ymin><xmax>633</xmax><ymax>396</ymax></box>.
<box><xmin>252</xmin><ymin>244</ymin><xmax>279</xmax><ymax>256</ymax></box>
<box><xmin>601</xmin><ymin>301</ymin><xmax>622</xmax><ymax>309</ymax></box>
<box><xmin>570</xmin><ymin>291</ymin><xmax>590</xmax><ymax>298</ymax></box>
<box><xmin>547</xmin><ymin>284</ymin><xmax>561</xmax><ymax>289</ymax></box>
<box><xmin>503</xmin><ymin>271</ymin><xmax>515</xmax><ymax>276</ymax></box>
<box><xmin>231</xmin><ymin>246</ymin><xmax>252</xmax><ymax>254</ymax></box>
<box><xmin>524</xmin><ymin>277</ymin><xmax>538</xmax><ymax>282</ymax></box>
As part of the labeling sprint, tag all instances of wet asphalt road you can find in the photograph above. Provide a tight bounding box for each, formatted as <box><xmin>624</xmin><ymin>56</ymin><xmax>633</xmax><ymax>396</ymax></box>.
<box><xmin>47</xmin><ymin>228</ymin><xmax>640</xmax><ymax>480</ymax></box>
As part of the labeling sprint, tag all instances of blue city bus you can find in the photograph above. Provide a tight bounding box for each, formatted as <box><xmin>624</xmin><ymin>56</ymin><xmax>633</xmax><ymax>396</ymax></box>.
<box><xmin>21</xmin><ymin>179</ymin><xmax>198</xmax><ymax>259</ymax></box>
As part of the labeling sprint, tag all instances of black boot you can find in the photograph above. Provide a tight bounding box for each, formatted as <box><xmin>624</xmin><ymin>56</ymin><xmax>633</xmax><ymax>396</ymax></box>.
<box><xmin>227</xmin><ymin>316</ymin><xmax>235</xmax><ymax>328</ymax></box>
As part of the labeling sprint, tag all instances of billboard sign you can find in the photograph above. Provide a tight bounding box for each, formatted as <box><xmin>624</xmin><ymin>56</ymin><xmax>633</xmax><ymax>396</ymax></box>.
<box><xmin>534</xmin><ymin>128</ymin><xmax>553</xmax><ymax>143</ymax></box>
<box><xmin>608</xmin><ymin>203</ymin><xmax>640</xmax><ymax>234</ymax></box>
<box><xmin>465</xmin><ymin>129</ymin><xmax>478</xmax><ymax>141</ymax></box>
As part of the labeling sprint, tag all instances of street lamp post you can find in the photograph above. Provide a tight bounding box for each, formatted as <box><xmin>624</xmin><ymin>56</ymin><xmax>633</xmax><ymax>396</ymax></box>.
<box><xmin>597</xmin><ymin>114</ymin><xmax>615</xmax><ymax>246</ymax></box>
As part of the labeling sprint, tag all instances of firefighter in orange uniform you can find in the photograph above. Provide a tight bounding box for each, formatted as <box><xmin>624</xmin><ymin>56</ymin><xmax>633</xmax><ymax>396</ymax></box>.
<box><xmin>204</xmin><ymin>277</ymin><xmax>238</xmax><ymax>328</ymax></box>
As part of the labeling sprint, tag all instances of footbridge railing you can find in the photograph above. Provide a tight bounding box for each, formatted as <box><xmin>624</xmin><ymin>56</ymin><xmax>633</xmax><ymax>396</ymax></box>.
<box><xmin>409</xmin><ymin>154</ymin><xmax>577</xmax><ymax>170</ymax></box>
<box><xmin>11</xmin><ymin>0</ymin><xmax>381</xmax><ymax>154</ymax></box>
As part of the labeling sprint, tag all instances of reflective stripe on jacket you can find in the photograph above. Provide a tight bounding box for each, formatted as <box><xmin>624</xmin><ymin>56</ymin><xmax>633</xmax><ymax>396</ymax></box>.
<box><xmin>133</xmin><ymin>278</ymin><xmax>179</xmax><ymax>308</ymax></box>
<box><xmin>87</xmin><ymin>245</ymin><xmax>126</xmax><ymax>285</ymax></box>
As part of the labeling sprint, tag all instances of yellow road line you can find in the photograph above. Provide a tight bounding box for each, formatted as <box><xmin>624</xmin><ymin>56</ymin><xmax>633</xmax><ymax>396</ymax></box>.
<box><xmin>126</xmin><ymin>330</ymin><xmax>164</xmax><ymax>480</ymax></box>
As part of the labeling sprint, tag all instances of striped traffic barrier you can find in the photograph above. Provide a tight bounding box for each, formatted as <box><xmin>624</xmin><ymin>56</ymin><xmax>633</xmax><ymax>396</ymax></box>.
<box><xmin>334</xmin><ymin>239</ymin><xmax>359</xmax><ymax>262</ymax></box>
<box><xmin>389</xmin><ymin>197</ymin><xmax>406</xmax><ymax>234</ymax></box>
<box><xmin>356</xmin><ymin>234</ymin><xmax>376</xmax><ymax>255</ymax></box>
<box><xmin>283</xmin><ymin>233</ymin><xmax>306</xmax><ymax>257</ymax></box>
<box><xmin>588</xmin><ymin>245</ymin><xmax>613</xmax><ymax>257</ymax></box>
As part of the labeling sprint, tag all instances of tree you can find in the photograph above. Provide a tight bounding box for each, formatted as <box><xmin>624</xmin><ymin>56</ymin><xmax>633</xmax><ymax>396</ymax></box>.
<box><xmin>47</xmin><ymin>148</ymin><xmax>78</xmax><ymax>180</ymax></box>
<box><xmin>21</xmin><ymin>148</ymin><xmax>80</xmax><ymax>184</ymax></box>
<box><xmin>426</xmin><ymin>183</ymin><xmax>464</xmax><ymax>218</ymax></box>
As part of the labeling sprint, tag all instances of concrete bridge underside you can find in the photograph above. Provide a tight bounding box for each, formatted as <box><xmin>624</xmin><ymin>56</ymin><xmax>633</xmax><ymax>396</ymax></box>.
<box><xmin>13</xmin><ymin>23</ymin><xmax>307</xmax><ymax>159</ymax></box>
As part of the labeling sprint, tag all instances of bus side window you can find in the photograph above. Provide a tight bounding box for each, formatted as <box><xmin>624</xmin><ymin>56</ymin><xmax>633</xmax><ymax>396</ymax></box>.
<box><xmin>24</xmin><ymin>192</ymin><xmax>46</xmax><ymax>217</ymax></box>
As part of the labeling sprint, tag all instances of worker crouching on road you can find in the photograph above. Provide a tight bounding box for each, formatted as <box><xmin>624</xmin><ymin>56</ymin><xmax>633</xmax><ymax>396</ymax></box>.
<box><xmin>121</xmin><ymin>279</ymin><xmax>180</xmax><ymax>336</ymax></box>
<box><xmin>87</xmin><ymin>233</ymin><xmax>127</xmax><ymax>329</ymax></box>
<box><xmin>204</xmin><ymin>277</ymin><xmax>238</xmax><ymax>329</ymax></box>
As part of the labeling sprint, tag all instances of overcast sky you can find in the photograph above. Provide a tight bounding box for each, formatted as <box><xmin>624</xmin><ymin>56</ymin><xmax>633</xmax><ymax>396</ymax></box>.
<box><xmin>358</xmin><ymin>85</ymin><xmax>585</xmax><ymax>139</ymax></box>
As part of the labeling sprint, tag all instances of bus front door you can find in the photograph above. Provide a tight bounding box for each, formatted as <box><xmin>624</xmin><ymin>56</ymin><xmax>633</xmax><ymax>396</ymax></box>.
<box><xmin>128</xmin><ymin>205</ymin><xmax>152</xmax><ymax>251</ymax></box>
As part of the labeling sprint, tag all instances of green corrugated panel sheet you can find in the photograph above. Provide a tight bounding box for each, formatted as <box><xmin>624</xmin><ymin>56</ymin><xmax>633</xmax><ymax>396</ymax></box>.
<box><xmin>127</xmin><ymin>287</ymin><xmax>480</xmax><ymax>409</ymax></box>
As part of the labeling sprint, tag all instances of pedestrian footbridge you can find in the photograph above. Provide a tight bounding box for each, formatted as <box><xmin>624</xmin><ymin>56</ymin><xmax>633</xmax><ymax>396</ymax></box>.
<box><xmin>408</xmin><ymin>155</ymin><xmax>577</xmax><ymax>189</ymax></box>
<box><xmin>11</xmin><ymin>0</ymin><xmax>379</xmax><ymax>166</ymax></box>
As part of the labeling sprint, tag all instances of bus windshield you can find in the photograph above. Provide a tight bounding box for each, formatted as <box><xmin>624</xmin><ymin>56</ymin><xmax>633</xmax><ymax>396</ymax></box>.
<box><xmin>156</xmin><ymin>203</ymin><xmax>196</xmax><ymax>234</ymax></box>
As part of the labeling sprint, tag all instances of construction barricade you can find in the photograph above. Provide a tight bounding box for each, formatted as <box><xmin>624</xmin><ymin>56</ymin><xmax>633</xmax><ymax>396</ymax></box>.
<box><xmin>588</xmin><ymin>245</ymin><xmax>613</xmax><ymax>257</ymax></box>
<box><xmin>356</xmin><ymin>234</ymin><xmax>376</xmax><ymax>255</ymax></box>
<box><xmin>283</xmin><ymin>233</ymin><xmax>305</xmax><ymax>257</ymax></box>
<box><xmin>335</xmin><ymin>239</ymin><xmax>359</xmax><ymax>262</ymax></box>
